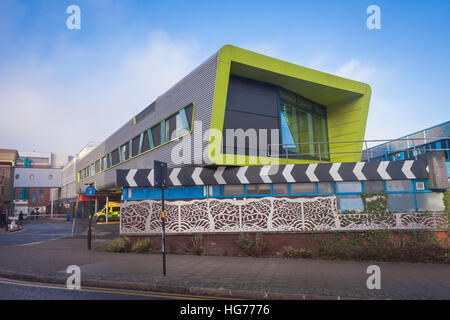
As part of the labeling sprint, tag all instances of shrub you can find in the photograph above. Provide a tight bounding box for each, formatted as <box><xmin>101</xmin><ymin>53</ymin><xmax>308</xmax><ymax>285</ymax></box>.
<box><xmin>237</xmin><ymin>233</ymin><xmax>266</xmax><ymax>257</ymax></box>
<box><xmin>277</xmin><ymin>246</ymin><xmax>313</xmax><ymax>259</ymax></box>
<box><xmin>132</xmin><ymin>238</ymin><xmax>153</xmax><ymax>253</ymax></box>
<box><xmin>191</xmin><ymin>234</ymin><xmax>205</xmax><ymax>255</ymax></box>
<box><xmin>107</xmin><ymin>237</ymin><xmax>131</xmax><ymax>253</ymax></box>
<box><xmin>237</xmin><ymin>233</ymin><xmax>254</xmax><ymax>256</ymax></box>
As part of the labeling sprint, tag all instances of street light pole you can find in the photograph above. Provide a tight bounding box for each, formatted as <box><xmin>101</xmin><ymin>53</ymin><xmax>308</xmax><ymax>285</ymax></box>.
<box><xmin>162</xmin><ymin>186</ymin><xmax>166</xmax><ymax>276</ymax></box>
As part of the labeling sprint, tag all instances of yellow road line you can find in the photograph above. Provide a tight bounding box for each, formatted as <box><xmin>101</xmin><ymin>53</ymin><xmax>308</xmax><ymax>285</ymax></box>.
<box><xmin>0</xmin><ymin>277</ymin><xmax>238</xmax><ymax>300</ymax></box>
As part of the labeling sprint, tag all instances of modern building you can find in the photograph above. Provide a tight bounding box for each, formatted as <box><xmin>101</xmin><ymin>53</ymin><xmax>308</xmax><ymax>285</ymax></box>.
<box><xmin>12</xmin><ymin>151</ymin><xmax>72</xmax><ymax>215</ymax></box>
<box><xmin>0</xmin><ymin>149</ymin><xmax>19</xmax><ymax>226</ymax></box>
<box><xmin>36</xmin><ymin>45</ymin><xmax>447</xmax><ymax>247</ymax></box>
<box><xmin>74</xmin><ymin>45</ymin><xmax>371</xmax><ymax>194</ymax></box>
<box><xmin>362</xmin><ymin>121</ymin><xmax>450</xmax><ymax>177</ymax></box>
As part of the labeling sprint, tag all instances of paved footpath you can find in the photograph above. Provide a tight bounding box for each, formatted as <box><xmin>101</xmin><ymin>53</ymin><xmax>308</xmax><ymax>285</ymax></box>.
<box><xmin>0</xmin><ymin>234</ymin><xmax>449</xmax><ymax>300</ymax></box>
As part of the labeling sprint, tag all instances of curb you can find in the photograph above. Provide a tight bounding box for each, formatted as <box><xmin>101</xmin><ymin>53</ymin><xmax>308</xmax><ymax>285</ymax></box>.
<box><xmin>0</xmin><ymin>270</ymin><xmax>360</xmax><ymax>300</ymax></box>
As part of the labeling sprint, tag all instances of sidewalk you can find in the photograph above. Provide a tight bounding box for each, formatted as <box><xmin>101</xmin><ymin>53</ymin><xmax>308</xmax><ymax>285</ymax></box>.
<box><xmin>0</xmin><ymin>236</ymin><xmax>449</xmax><ymax>300</ymax></box>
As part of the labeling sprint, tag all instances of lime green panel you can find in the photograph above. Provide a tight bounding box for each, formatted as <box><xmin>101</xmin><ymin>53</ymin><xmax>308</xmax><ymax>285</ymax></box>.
<box><xmin>208</xmin><ymin>45</ymin><xmax>371</xmax><ymax>166</ymax></box>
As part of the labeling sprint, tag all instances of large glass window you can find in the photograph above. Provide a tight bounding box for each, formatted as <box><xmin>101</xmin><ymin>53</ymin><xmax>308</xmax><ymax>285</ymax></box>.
<box><xmin>291</xmin><ymin>183</ymin><xmax>316</xmax><ymax>194</ymax></box>
<box><xmin>223</xmin><ymin>185</ymin><xmax>244</xmax><ymax>196</ymax></box>
<box><xmin>336</xmin><ymin>181</ymin><xmax>362</xmax><ymax>193</ymax></box>
<box><xmin>279</xmin><ymin>89</ymin><xmax>329</xmax><ymax>161</ymax></box>
<box><xmin>247</xmin><ymin>184</ymin><xmax>271</xmax><ymax>195</ymax></box>
<box><xmin>387</xmin><ymin>194</ymin><xmax>415</xmax><ymax>212</ymax></box>
<box><xmin>386</xmin><ymin>180</ymin><xmax>413</xmax><ymax>192</ymax></box>
<box><xmin>273</xmin><ymin>183</ymin><xmax>289</xmax><ymax>194</ymax></box>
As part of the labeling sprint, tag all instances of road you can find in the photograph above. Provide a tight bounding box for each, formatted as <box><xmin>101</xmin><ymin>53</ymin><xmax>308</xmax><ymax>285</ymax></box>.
<box><xmin>0</xmin><ymin>220</ymin><xmax>81</xmax><ymax>247</ymax></box>
<box><xmin>0</xmin><ymin>277</ymin><xmax>220</xmax><ymax>300</ymax></box>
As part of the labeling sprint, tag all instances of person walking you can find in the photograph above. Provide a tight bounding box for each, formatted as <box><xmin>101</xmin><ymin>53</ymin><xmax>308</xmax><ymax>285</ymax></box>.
<box><xmin>19</xmin><ymin>211</ymin><xmax>24</xmax><ymax>227</ymax></box>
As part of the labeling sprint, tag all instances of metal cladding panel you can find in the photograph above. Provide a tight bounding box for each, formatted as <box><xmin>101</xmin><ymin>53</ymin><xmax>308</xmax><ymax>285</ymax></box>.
<box><xmin>13</xmin><ymin>168</ymin><xmax>62</xmax><ymax>188</ymax></box>
<box><xmin>117</xmin><ymin>159</ymin><xmax>430</xmax><ymax>187</ymax></box>
<box><xmin>76</xmin><ymin>50</ymin><xmax>219</xmax><ymax>191</ymax></box>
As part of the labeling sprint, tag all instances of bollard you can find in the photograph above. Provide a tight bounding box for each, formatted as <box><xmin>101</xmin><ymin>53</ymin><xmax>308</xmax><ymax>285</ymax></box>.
<box><xmin>88</xmin><ymin>214</ymin><xmax>92</xmax><ymax>250</ymax></box>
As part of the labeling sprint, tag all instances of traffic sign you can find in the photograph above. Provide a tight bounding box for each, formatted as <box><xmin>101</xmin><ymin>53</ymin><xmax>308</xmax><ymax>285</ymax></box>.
<box><xmin>154</xmin><ymin>160</ymin><xmax>167</xmax><ymax>188</ymax></box>
<box><xmin>86</xmin><ymin>185</ymin><xmax>95</xmax><ymax>196</ymax></box>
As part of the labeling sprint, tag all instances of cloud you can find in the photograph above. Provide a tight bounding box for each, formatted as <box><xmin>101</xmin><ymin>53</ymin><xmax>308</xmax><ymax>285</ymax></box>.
<box><xmin>334</xmin><ymin>59</ymin><xmax>376</xmax><ymax>83</ymax></box>
<box><xmin>0</xmin><ymin>30</ymin><xmax>202</xmax><ymax>155</ymax></box>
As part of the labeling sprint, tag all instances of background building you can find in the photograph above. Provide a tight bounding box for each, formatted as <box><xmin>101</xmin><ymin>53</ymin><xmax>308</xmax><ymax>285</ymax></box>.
<box><xmin>0</xmin><ymin>149</ymin><xmax>19</xmax><ymax>226</ymax></box>
<box><xmin>12</xmin><ymin>151</ymin><xmax>72</xmax><ymax>215</ymax></box>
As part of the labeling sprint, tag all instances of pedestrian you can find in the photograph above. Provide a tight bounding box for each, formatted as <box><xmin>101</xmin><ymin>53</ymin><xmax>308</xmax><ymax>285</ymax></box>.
<box><xmin>19</xmin><ymin>211</ymin><xmax>24</xmax><ymax>227</ymax></box>
<box><xmin>30</xmin><ymin>209</ymin><xmax>35</xmax><ymax>221</ymax></box>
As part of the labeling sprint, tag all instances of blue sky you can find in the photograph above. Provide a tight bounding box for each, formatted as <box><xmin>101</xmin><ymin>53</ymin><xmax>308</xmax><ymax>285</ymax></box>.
<box><xmin>0</xmin><ymin>0</ymin><xmax>449</xmax><ymax>155</ymax></box>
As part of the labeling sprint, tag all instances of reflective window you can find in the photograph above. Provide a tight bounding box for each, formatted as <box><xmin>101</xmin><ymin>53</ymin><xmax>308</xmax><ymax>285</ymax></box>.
<box><xmin>364</xmin><ymin>181</ymin><xmax>385</xmax><ymax>193</ymax></box>
<box><xmin>273</xmin><ymin>183</ymin><xmax>289</xmax><ymax>195</ymax></box>
<box><xmin>387</xmin><ymin>194</ymin><xmax>415</xmax><ymax>212</ymax></box>
<box><xmin>279</xmin><ymin>89</ymin><xmax>329</xmax><ymax>161</ymax></box>
<box><xmin>247</xmin><ymin>184</ymin><xmax>271</xmax><ymax>195</ymax></box>
<box><xmin>174</xmin><ymin>108</ymin><xmax>190</xmax><ymax>138</ymax></box>
<box><xmin>416</xmin><ymin>193</ymin><xmax>445</xmax><ymax>211</ymax></box>
<box><xmin>386</xmin><ymin>180</ymin><xmax>413</xmax><ymax>191</ymax></box>
<box><xmin>223</xmin><ymin>185</ymin><xmax>245</xmax><ymax>196</ymax></box>
<box><xmin>338</xmin><ymin>195</ymin><xmax>364</xmax><ymax>212</ymax></box>
<box><xmin>318</xmin><ymin>182</ymin><xmax>335</xmax><ymax>193</ymax></box>
<box><xmin>336</xmin><ymin>181</ymin><xmax>362</xmax><ymax>193</ymax></box>
<box><xmin>291</xmin><ymin>183</ymin><xmax>316</xmax><ymax>194</ymax></box>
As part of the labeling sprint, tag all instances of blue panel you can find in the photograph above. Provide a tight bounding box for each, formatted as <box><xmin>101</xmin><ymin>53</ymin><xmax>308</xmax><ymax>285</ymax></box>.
<box><xmin>131</xmin><ymin>188</ymin><xmax>146</xmax><ymax>200</ymax></box>
<box><xmin>446</xmin><ymin>162</ymin><xmax>450</xmax><ymax>178</ymax></box>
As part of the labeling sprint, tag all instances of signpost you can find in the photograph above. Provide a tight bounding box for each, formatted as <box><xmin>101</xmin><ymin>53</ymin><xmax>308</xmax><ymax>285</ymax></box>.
<box><xmin>85</xmin><ymin>185</ymin><xmax>95</xmax><ymax>250</ymax></box>
<box><xmin>154</xmin><ymin>160</ymin><xmax>168</xmax><ymax>276</ymax></box>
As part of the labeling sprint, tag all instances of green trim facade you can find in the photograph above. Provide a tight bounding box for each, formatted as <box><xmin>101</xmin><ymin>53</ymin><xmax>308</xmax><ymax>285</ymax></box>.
<box><xmin>209</xmin><ymin>45</ymin><xmax>371</xmax><ymax>166</ymax></box>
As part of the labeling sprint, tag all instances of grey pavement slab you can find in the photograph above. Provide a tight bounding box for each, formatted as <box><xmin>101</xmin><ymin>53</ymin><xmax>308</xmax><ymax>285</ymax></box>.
<box><xmin>0</xmin><ymin>236</ymin><xmax>449</xmax><ymax>299</ymax></box>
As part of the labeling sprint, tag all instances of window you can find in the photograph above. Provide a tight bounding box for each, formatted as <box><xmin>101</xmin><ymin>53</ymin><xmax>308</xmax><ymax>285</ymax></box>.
<box><xmin>386</xmin><ymin>180</ymin><xmax>413</xmax><ymax>192</ymax></box>
<box><xmin>132</xmin><ymin>135</ymin><xmax>141</xmax><ymax>157</ymax></box>
<box><xmin>90</xmin><ymin>163</ymin><xmax>95</xmax><ymax>176</ymax></box>
<box><xmin>246</xmin><ymin>184</ymin><xmax>271</xmax><ymax>195</ymax></box>
<box><xmin>336</xmin><ymin>182</ymin><xmax>362</xmax><ymax>193</ymax></box>
<box><xmin>364</xmin><ymin>181</ymin><xmax>384</xmax><ymax>193</ymax></box>
<box><xmin>151</xmin><ymin>123</ymin><xmax>161</xmax><ymax>146</ymax></box>
<box><xmin>416</xmin><ymin>193</ymin><xmax>445</xmax><ymax>211</ymax></box>
<box><xmin>279</xmin><ymin>89</ymin><xmax>329</xmax><ymax>161</ymax></box>
<box><xmin>111</xmin><ymin>149</ymin><xmax>120</xmax><ymax>166</ymax></box>
<box><xmin>161</xmin><ymin>120</ymin><xmax>167</xmax><ymax>144</ymax></box>
<box><xmin>291</xmin><ymin>183</ymin><xmax>315</xmax><ymax>194</ymax></box>
<box><xmin>273</xmin><ymin>184</ymin><xmax>289</xmax><ymax>195</ymax></box>
<box><xmin>387</xmin><ymin>194</ymin><xmax>415</xmax><ymax>212</ymax></box>
<box><xmin>174</xmin><ymin>108</ymin><xmax>190</xmax><ymax>138</ymax></box>
<box><xmin>318</xmin><ymin>182</ymin><xmax>335</xmax><ymax>193</ymax></box>
<box><xmin>338</xmin><ymin>195</ymin><xmax>364</xmax><ymax>212</ymax></box>
<box><xmin>101</xmin><ymin>156</ymin><xmax>106</xmax><ymax>171</ymax></box>
<box><xmin>223</xmin><ymin>185</ymin><xmax>244</xmax><ymax>196</ymax></box>
<box><xmin>119</xmin><ymin>144</ymin><xmax>128</xmax><ymax>162</ymax></box>
<box><xmin>95</xmin><ymin>160</ymin><xmax>100</xmax><ymax>173</ymax></box>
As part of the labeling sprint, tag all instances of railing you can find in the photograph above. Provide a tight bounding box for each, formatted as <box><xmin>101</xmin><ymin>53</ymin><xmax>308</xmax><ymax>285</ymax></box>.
<box><xmin>268</xmin><ymin>137</ymin><xmax>450</xmax><ymax>163</ymax></box>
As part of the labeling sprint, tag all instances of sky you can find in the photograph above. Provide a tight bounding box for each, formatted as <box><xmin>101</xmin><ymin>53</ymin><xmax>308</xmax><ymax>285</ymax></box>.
<box><xmin>0</xmin><ymin>0</ymin><xmax>449</xmax><ymax>155</ymax></box>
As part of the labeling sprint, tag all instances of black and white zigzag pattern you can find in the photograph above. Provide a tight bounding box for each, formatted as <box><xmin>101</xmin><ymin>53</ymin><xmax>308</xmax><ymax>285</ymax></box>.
<box><xmin>116</xmin><ymin>160</ymin><xmax>429</xmax><ymax>188</ymax></box>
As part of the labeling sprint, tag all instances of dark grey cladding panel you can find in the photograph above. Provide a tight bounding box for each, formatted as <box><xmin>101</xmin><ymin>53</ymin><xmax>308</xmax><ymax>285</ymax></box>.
<box><xmin>226</xmin><ymin>75</ymin><xmax>279</xmax><ymax>117</ymax></box>
<box><xmin>338</xmin><ymin>162</ymin><xmax>358</xmax><ymax>180</ymax></box>
<box><xmin>314</xmin><ymin>163</ymin><xmax>333</xmax><ymax>181</ymax></box>
<box><xmin>361</xmin><ymin>161</ymin><xmax>383</xmax><ymax>180</ymax></box>
<box><xmin>222</xmin><ymin>75</ymin><xmax>280</xmax><ymax>156</ymax></box>
<box><xmin>117</xmin><ymin>160</ymin><xmax>430</xmax><ymax>187</ymax></box>
<box><xmin>386</xmin><ymin>161</ymin><xmax>407</xmax><ymax>180</ymax></box>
